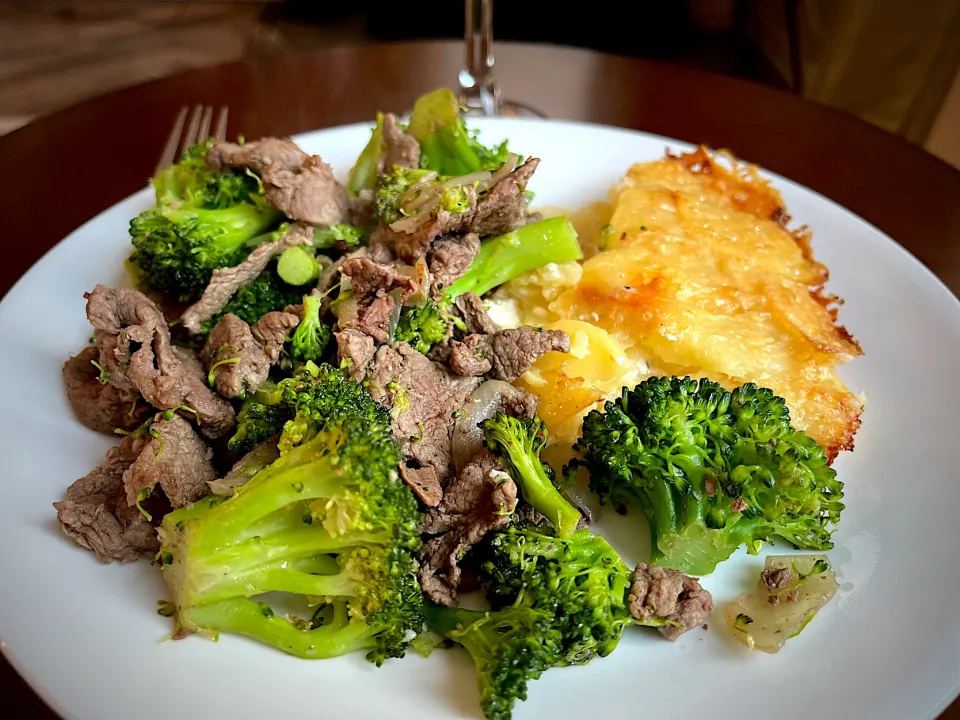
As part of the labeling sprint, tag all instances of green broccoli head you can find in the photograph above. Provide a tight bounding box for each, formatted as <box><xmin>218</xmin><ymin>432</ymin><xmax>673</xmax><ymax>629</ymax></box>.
<box><xmin>482</xmin><ymin>411</ymin><xmax>582</xmax><ymax>539</ymax></box>
<box><xmin>128</xmin><ymin>139</ymin><xmax>283</xmax><ymax>303</ymax></box>
<box><xmin>373</xmin><ymin>165</ymin><xmax>439</xmax><ymax>225</ymax></box>
<box><xmin>407</xmin><ymin>88</ymin><xmax>514</xmax><ymax>176</ymax></box>
<box><xmin>287</xmin><ymin>294</ymin><xmax>332</xmax><ymax>365</ymax></box>
<box><xmin>159</xmin><ymin>362</ymin><xmax>423</xmax><ymax>664</ymax></box>
<box><xmin>480</xmin><ymin>527</ymin><xmax>638</xmax><ymax>665</ymax></box>
<box><xmin>394</xmin><ymin>299</ymin><xmax>452</xmax><ymax>354</ymax></box>
<box><xmin>311</xmin><ymin>223</ymin><xmax>366</xmax><ymax>251</ymax></box>
<box><xmin>198</xmin><ymin>264</ymin><xmax>303</xmax><ymax>335</ymax></box>
<box><xmin>425</xmin><ymin>602</ymin><xmax>562</xmax><ymax>720</ymax></box>
<box><xmin>571</xmin><ymin>376</ymin><xmax>845</xmax><ymax>576</ymax></box>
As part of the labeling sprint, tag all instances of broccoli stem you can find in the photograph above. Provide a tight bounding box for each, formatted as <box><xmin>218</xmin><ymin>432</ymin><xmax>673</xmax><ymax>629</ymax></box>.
<box><xmin>162</xmin><ymin>204</ymin><xmax>281</xmax><ymax>254</ymax></box>
<box><xmin>277</xmin><ymin>245</ymin><xmax>319</xmax><ymax>286</ymax></box>
<box><xmin>182</xmin><ymin>597</ymin><xmax>379</xmax><ymax>659</ymax></box>
<box><xmin>347</xmin><ymin>113</ymin><xmax>385</xmax><ymax>196</ymax></box>
<box><xmin>407</xmin><ymin>88</ymin><xmax>482</xmax><ymax>176</ymax></box>
<box><xmin>445</xmin><ymin>216</ymin><xmax>583</xmax><ymax>299</ymax></box>
<box><xmin>483</xmin><ymin>417</ymin><xmax>581</xmax><ymax>539</ymax></box>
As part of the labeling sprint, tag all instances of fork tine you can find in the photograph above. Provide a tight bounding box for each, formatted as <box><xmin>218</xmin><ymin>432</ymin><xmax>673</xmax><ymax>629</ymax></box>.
<box><xmin>197</xmin><ymin>105</ymin><xmax>213</xmax><ymax>144</ymax></box>
<box><xmin>155</xmin><ymin>106</ymin><xmax>188</xmax><ymax>175</ymax></box>
<box><xmin>214</xmin><ymin>106</ymin><xmax>229</xmax><ymax>143</ymax></box>
<box><xmin>183</xmin><ymin>104</ymin><xmax>203</xmax><ymax>151</ymax></box>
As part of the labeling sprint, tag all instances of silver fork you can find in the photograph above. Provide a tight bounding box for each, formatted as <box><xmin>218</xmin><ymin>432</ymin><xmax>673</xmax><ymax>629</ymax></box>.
<box><xmin>155</xmin><ymin>105</ymin><xmax>229</xmax><ymax>175</ymax></box>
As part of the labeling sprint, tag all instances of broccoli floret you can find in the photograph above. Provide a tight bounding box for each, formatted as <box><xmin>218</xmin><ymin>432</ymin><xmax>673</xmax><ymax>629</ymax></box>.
<box><xmin>288</xmin><ymin>294</ymin><xmax>332</xmax><ymax>364</ymax></box>
<box><xmin>394</xmin><ymin>299</ymin><xmax>451</xmax><ymax>354</ymax></box>
<box><xmin>428</xmin><ymin>526</ymin><xmax>660</xmax><ymax>720</ymax></box>
<box><xmin>445</xmin><ymin>216</ymin><xmax>583</xmax><ymax>299</ymax></box>
<box><xmin>373</xmin><ymin>166</ymin><xmax>439</xmax><ymax>224</ymax></box>
<box><xmin>407</xmin><ymin>88</ymin><xmax>514</xmax><ymax>176</ymax></box>
<box><xmin>128</xmin><ymin>139</ymin><xmax>283</xmax><ymax>303</ymax></box>
<box><xmin>199</xmin><ymin>265</ymin><xmax>303</xmax><ymax>335</ymax></box>
<box><xmin>480</xmin><ymin>528</ymin><xmax>647</xmax><ymax>665</ymax></box>
<box><xmin>312</xmin><ymin>223</ymin><xmax>366</xmax><ymax>251</ymax></box>
<box><xmin>481</xmin><ymin>411</ymin><xmax>581</xmax><ymax>539</ymax></box>
<box><xmin>570</xmin><ymin>377</ymin><xmax>845</xmax><ymax>576</ymax></box>
<box><xmin>159</xmin><ymin>362</ymin><xmax>423</xmax><ymax>664</ymax></box>
<box><xmin>425</xmin><ymin>602</ymin><xmax>562</xmax><ymax>720</ymax></box>
<box><xmin>228</xmin><ymin>361</ymin><xmax>374</xmax><ymax>453</ymax></box>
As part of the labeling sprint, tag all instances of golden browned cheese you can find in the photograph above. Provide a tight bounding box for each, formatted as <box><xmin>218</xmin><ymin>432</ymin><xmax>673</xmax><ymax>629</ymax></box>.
<box><xmin>502</xmin><ymin>148</ymin><xmax>863</xmax><ymax>463</ymax></box>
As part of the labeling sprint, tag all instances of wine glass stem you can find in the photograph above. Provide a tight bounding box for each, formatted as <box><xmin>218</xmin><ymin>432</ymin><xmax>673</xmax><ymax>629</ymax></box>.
<box><xmin>460</xmin><ymin>0</ymin><xmax>500</xmax><ymax>115</ymax></box>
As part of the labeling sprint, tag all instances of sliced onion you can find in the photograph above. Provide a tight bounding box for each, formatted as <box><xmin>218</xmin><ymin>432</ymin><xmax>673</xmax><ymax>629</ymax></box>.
<box><xmin>452</xmin><ymin>380</ymin><xmax>521</xmax><ymax>472</ymax></box>
<box><xmin>440</xmin><ymin>170</ymin><xmax>492</xmax><ymax>190</ymax></box>
<box><xmin>488</xmin><ymin>154</ymin><xmax>519</xmax><ymax>187</ymax></box>
<box><xmin>387</xmin><ymin>287</ymin><xmax>405</xmax><ymax>341</ymax></box>
<box><xmin>332</xmin><ymin>291</ymin><xmax>359</xmax><ymax>329</ymax></box>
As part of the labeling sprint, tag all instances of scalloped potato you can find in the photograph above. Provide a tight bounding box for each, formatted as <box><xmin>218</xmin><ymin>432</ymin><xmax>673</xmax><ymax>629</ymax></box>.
<box><xmin>494</xmin><ymin>147</ymin><xmax>863</xmax><ymax>463</ymax></box>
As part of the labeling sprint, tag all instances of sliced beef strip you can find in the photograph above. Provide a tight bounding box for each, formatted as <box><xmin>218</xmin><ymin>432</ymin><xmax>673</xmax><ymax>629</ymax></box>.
<box><xmin>628</xmin><ymin>563</ymin><xmax>714</xmax><ymax>641</ymax></box>
<box><xmin>86</xmin><ymin>285</ymin><xmax>235</xmax><ymax>438</ymax></box>
<box><xmin>180</xmin><ymin>223</ymin><xmax>313</xmax><ymax>334</ymax></box>
<box><xmin>449</xmin><ymin>328</ymin><xmax>570</xmax><ymax>382</ymax></box>
<box><xmin>53</xmin><ymin>434</ymin><xmax>159</xmax><ymax>563</ymax></box>
<box><xmin>340</xmin><ymin>257</ymin><xmax>421</xmax><ymax>343</ymax></box>
<box><xmin>63</xmin><ymin>346</ymin><xmax>150</xmax><ymax>435</ymax></box>
<box><xmin>462</xmin><ymin>157</ymin><xmax>540</xmax><ymax>238</ymax></box>
<box><xmin>202</xmin><ymin>311</ymin><xmax>298</xmax><ymax>398</ymax></box>
<box><xmin>251</xmin><ymin>311</ymin><xmax>299</xmax><ymax>363</ymax></box>
<box><xmin>123</xmin><ymin>414</ymin><xmax>216</xmax><ymax>509</ymax></box>
<box><xmin>418</xmin><ymin>449</ymin><xmax>517</xmax><ymax>605</ymax></box>
<box><xmin>335</xmin><ymin>330</ymin><xmax>376</xmax><ymax>381</ymax></box>
<box><xmin>209</xmin><ymin>437</ymin><xmax>280</xmax><ymax>497</ymax></box>
<box><xmin>341</xmin><ymin>256</ymin><xmax>419</xmax><ymax>300</ymax></box>
<box><xmin>381</xmin><ymin>113</ymin><xmax>421</xmax><ymax>170</ymax></box>
<box><xmin>454</xmin><ymin>293</ymin><xmax>500</xmax><ymax>334</ymax></box>
<box><xmin>427</xmin><ymin>233</ymin><xmax>480</xmax><ymax>293</ymax></box>
<box><xmin>384</xmin><ymin>188</ymin><xmax>479</xmax><ymax>263</ymax></box>
<box><xmin>366</xmin><ymin>343</ymin><xmax>482</xmax><ymax>484</ymax></box>
<box><xmin>400</xmin><ymin>464</ymin><xmax>443</xmax><ymax>507</ymax></box>
<box><xmin>347</xmin><ymin>189</ymin><xmax>375</xmax><ymax>229</ymax></box>
<box><xmin>262</xmin><ymin>155</ymin><xmax>348</xmax><ymax>227</ymax></box>
<box><xmin>367</xmin><ymin>223</ymin><xmax>398</xmax><ymax>264</ymax></box>
<box><xmin>206</xmin><ymin>137</ymin><xmax>308</xmax><ymax>175</ymax></box>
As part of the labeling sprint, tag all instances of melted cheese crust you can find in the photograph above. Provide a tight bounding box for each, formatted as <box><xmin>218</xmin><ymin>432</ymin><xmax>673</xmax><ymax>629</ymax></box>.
<box><xmin>502</xmin><ymin>148</ymin><xmax>863</xmax><ymax>462</ymax></box>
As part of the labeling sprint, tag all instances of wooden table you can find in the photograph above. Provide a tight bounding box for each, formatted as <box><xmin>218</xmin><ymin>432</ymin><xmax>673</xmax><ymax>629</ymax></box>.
<box><xmin>1</xmin><ymin>40</ymin><xmax>958</xmax><ymax>719</ymax></box>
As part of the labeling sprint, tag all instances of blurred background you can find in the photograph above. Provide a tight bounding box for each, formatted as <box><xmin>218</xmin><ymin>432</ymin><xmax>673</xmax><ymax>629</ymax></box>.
<box><xmin>3</xmin><ymin>0</ymin><xmax>958</xmax><ymax>169</ymax></box>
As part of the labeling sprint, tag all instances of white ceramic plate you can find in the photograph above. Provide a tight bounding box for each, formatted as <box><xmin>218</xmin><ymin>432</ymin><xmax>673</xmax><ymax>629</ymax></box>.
<box><xmin>1</xmin><ymin>119</ymin><xmax>959</xmax><ymax>720</ymax></box>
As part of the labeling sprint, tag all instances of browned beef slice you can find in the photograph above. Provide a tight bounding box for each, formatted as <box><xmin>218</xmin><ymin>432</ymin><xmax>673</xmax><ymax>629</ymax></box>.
<box><xmin>181</xmin><ymin>223</ymin><xmax>313</xmax><ymax>334</ymax></box>
<box><xmin>335</xmin><ymin>330</ymin><xmax>376</xmax><ymax>380</ymax></box>
<box><xmin>418</xmin><ymin>450</ymin><xmax>517</xmax><ymax>605</ymax></box>
<box><xmin>53</xmin><ymin>434</ymin><xmax>158</xmax><ymax>563</ymax></box>
<box><xmin>340</xmin><ymin>257</ymin><xmax>421</xmax><ymax>343</ymax></box>
<box><xmin>341</xmin><ymin>256</ymin><xmax>418</xmax><ymax>300</ymax></box>
<box><xmin>63</xmin><ymin>346</ymin><xmax>149</xmax><ymax>435</ymax></box>
<box><xmin>454</xmin><ymin>293</ymin><xmax>500</xmax><ymax>334</ymax></box>
<box><xmin>209</xmin><ymin>438</ymin><xmax>280</xmax><ymax>496</ymax></box>
<box><xmin>385</xmin><ymin>189</ymin><xmax>479</xmax><ymax>263</ymax></box>
<box><xmin>464</xmin><ymin>158</ymin><xmax>540</xmax><ymax>238</ymax></box>
<box><xmin>628</xmin><ymin>563</ymin><xmax>714</xmax><ymax>641</ymax></box>
<box><xmin>381</xmin><ymin>113</ymin><xmax>421</xmax><ymax>170</ymax></box>
<box><xmin>263</xmin><ymin>155</ymin><xmax>348</xmax><ymax>226</ymax></box>
<box><xmin>450</xmin><ymin>328</ymin><xmax>570</xmax><ymax>382</ymax></box>
<box><xmin>347</xmin><ymin>190</ymin><xmax>375</xmax><ymax>229</ymax></box>
<box><xmin>206</xmin><ymin>137</ymin><xmax>307</xmax><ymax>175</ymax></box>
<box><xmin>252</xmin><ymin>311</ymin><xmax>299</xmax><ymax>362</ymax></box>
<box><xmin>400</xmin><ymin>464</ymin><xmax>442</xmax><ymax>507</ymax></box>
<box><xmin>356</xmin><ymin>295</ymin><xmax>396</xmax><ymax>344</ymax></box>
<box><xmin>203</xmin><ymin>311</ymin><xmax>298</xmax><ymax>398</ymax></box>
<box><xmin>428</xmin><ymin>233</ymin><xmax>480</xmax><ymax>292</ymax></box>
<box><xmin>366</xmin><ymin>343</ymin><xmax>482</xmax><ymax>484</ymax></box>
<box><xmin>367</xmin><ymin>223</ymin><xmax>397</xmax><ymax>264</ymax></box>
<box><xmin>86</xmin><ymin>285</ymin><xmax>235</xmax><ymax>438</ymax></box>
<box><xmin>123</xmin><ymin>414</ymin><xmax>215</xmax><ymax>509</ymax></box>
